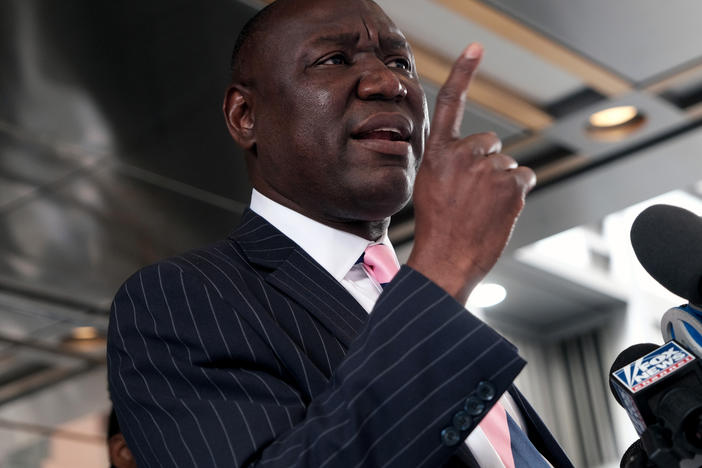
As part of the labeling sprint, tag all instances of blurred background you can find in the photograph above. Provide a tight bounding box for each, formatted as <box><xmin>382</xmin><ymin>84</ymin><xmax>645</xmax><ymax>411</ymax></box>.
<box><xmin>1</xmin><ymin>0</ymin><xmax>702</xmax><ymax>466</ymax></box>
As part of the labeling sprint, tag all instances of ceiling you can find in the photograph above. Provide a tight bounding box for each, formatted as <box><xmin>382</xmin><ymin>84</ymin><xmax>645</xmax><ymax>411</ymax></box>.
<box><xmin>1</xmin><ymin>0</ymin><xmax>702</xmax><ymax>464</ymax></box>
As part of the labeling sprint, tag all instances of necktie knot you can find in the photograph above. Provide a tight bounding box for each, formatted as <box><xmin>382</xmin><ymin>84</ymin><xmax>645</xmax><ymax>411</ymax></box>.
<box><xmin>361</xmin><ymin>244</ymin><xmax>399</xmax><ymax>285</ymax></box>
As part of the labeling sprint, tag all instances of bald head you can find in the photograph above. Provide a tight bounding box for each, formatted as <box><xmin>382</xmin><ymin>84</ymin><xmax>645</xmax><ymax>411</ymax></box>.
<box><xmin>230</xmin><ymin>0</ymin><xmax>388</xmax><ymax>83</ymax></box>
<box><xmin>229</xmin><ymin>1</ymin><xmax>281</xmax><ymax>82</ymax></box>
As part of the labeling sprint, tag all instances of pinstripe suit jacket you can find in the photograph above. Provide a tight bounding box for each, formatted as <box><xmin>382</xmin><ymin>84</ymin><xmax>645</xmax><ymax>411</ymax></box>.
<box><xmin>107</xmin><ymin>209</ymin><xmax>573</xmax><ymax>467</ymax></box>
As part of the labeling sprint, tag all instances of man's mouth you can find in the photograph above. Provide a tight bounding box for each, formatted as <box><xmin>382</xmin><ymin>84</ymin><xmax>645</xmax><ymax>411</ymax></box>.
<box><xmin>354</xmin><ymin>128</ymin><xmax>407</xmax><ymax>142</ymax></box>
<box><xmin>350</xmin><ymin>113</ymin><xmax>413</xmax><ymax>142</ymax></box>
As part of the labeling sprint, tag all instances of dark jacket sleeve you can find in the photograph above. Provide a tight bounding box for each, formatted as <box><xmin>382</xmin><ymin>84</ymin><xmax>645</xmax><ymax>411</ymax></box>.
<box><xmin>107</xmin><ymin>263</ymin><xmax>525</xmax><ymax>467</ymax></box>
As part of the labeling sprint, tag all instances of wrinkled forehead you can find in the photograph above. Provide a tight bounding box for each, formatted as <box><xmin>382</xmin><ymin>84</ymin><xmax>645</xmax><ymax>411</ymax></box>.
<box><xmin>265</xmin><ymin>0</ymin><xmax>408</xmax><ymax>54</ymax></box>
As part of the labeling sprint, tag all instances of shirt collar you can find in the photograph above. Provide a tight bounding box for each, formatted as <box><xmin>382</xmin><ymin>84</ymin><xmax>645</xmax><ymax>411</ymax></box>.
<box><xmin>249</xmin><ymin>189</ymin><xmax>395</xmax><ymax>282</ymax></box>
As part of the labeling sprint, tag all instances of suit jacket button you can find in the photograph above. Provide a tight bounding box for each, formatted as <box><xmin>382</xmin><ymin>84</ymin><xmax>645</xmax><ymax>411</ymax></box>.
<box><xmin>452</xmin><ymin>410</ymin><xmax>473</xmax><ymax>431</ymax></box>
<box><xmin>441</xmin><ymin>427</ymin><xmax>461</xmax><ymax>447</ymax></box>
<box><xmin>464</xmin><ymin>396</ymin><xmax>485</xmax><ymax>416</ymax></box>
<box><xmin>477</xmin><ymin>381</ymin><xmax>496</xmax><ymax>401</ymax></box>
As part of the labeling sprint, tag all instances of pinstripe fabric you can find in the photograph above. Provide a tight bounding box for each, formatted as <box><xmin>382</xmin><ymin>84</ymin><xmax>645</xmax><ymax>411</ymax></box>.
<box><xmin>107</xmin><ymin>209</ymin><xmax>572</xmax><ymax>467</ymax></box>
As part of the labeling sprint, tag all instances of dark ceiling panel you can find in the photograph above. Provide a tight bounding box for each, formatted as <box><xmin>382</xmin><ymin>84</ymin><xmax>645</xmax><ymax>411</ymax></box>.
<box><xmin>0</xmin><ymin>128</ymin><xmax>100</xmax><ymax>209</ymax></box>
<box><xmin>483</xmin><ymin>0</ymin><xmax>702</xmax><ymax>84</ymax></box>
<box><xmin>0</xmin><ymin>0</ymin><xmax>257</xmax><ymax>205</ymax></box>
<box><xmin>0</xmin><ymin>162</ymin><xmax>241</xmax><ymax>308</ymax></box>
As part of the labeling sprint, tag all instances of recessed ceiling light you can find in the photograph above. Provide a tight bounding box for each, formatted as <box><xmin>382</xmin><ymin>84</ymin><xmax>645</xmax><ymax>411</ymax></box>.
<box><xmin>588</xmin><ymin>105</ymin><xmax>640</xmax><ymax>128</ymax></box>
<box><xmin>62</xmin><ymin>326</ymin><xmax>106</xmax><ymax>352</ymax></box>
<box><xmin>586</xmin><ymin>105</ymin><xmax>646</xmax><ymax>141</ymax></box>
<box><xmin>71</xmin><ymin>326</ymin><xmax>99</xmax><ymax>340</ymax></box>
<box><xmin>467</xmin><ymin>283</ymin><xmax>507</xmax><ymax>309</ymax></box>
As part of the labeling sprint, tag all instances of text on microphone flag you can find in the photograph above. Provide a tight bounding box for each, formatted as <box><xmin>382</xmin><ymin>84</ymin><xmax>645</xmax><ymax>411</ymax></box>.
<box><xmin>612</xmin><ymin>341</ymin><xmax>694</xmax><ymax>393</ymax></box>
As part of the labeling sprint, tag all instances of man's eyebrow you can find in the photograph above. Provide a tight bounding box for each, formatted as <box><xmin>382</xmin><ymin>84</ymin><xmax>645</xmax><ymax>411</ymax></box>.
<box><xmin>381</xmin><ymin>35</ymin><xmax>410</xmax><ymax>52</ymax></box>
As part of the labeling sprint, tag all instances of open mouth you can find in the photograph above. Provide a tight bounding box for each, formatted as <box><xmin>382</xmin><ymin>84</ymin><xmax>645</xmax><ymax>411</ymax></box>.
<box><xmin>353</xmin><ymin>128</ymin><xmax>408</xmax><ymax>142</ymax></box>
<box><xmin>351</xmin><ymin>113</ymin><xmax>413</xmax><ymax>142</ymax></box>
<box><xmin>350</xmin><ymin>113</ymin><xmax>414</xmax><ymax>156</ymax></box>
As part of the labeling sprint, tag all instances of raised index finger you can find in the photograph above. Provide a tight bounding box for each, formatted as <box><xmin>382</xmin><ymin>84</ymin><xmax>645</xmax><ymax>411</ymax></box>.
<box><xmin>431</xmin><ymin>43</ymin><xmax>483</xmax><ymax>143</ymax></box>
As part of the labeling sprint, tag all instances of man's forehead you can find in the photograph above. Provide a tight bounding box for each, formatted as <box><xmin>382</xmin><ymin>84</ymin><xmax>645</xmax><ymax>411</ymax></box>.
<box><xmin>273</xmin><ymin>0</ymin><xmax>386</xmax><ymax>20</ymax></box>
<box><xmin>306</xmin><ymin>30</ymin><xmax>409</xmax><ymax>51</ymax></box>
<box><xmin>270</xmin><ymin>0</ymin><xmax>407</xmax><ymax>46</ymax></box>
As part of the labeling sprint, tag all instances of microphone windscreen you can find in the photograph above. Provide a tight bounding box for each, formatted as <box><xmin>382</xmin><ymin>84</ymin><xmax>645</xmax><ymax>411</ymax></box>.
<box><xmin>620</xmin><ymin>439</ymin><xmax>652</xmax><ymax>468</ymax></box>
<box><xmin>630</xmin><ymin>204</ymin><xmax>702</xmax><ymax>305</ymax></box>
<box><xmin>609</xmin><ymin>343</ymin><xmax>659</xmax><ymax>406</ymax></box>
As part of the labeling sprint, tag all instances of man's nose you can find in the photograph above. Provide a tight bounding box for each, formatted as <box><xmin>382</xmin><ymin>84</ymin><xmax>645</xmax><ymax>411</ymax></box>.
<box><xmin>357</xmin><ymin>63</ymin><xmax>408</xmax><ymax>101</ymax></box>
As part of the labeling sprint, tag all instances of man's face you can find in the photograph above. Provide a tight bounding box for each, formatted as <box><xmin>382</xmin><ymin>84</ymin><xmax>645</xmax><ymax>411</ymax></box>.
<box><xmin>247</xmin><ymin>0</ymin><xmax>429</xmax><ymax>224</ymax></box>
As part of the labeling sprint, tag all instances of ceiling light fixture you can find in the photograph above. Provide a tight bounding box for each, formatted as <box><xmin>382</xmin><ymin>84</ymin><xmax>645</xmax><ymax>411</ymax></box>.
<box><xmin>586</xmin><ymin>105</ymin><xmax>646</xmax><ymax>141</ymax></box>
<box><xmin>71</xmin><ymin>326</ymin><xmax>99</xmax><ymax>340</ymax></box>
<box><xmin>62</xmin><ymin>326</ymin><xmax>106</xmax><ymax>352</ymax></box>
<box><xmin>589</xmin><ymin>105</ymin><xmax>639</xmax><ymax>128</ymax></box>
<box><xmin>467</xmin><ymin>283</ymin><xmax>507</xmax><ymax>309</ymax></box>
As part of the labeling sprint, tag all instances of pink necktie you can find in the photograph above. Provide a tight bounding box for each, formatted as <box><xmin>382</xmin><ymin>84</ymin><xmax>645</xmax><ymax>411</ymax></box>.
<box><xmin>362</xmin><ymin>244</ymin><xmax>399</xmax><ymax>285</ymax></box>
<box><xmin>479</xmin><ymin>402</ymin><xmax>515</xmax><ymax>468</ymax></box>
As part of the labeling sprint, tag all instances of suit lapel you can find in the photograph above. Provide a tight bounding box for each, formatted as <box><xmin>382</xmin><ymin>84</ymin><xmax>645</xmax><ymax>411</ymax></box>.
<box><xmin>232</xmin><ymin>209</ymin><xmax>368</xmax><ymax>349</ymax></box>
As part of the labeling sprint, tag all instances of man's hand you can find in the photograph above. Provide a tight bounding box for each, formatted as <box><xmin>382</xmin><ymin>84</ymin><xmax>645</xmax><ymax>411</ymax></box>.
<box><xmin>406</xmin><ymin>43</ymin><xmax>536</xmax><ymax>305</ymax></box>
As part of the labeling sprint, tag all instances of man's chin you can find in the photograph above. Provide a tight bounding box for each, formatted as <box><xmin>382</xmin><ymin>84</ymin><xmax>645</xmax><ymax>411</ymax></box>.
<box><xmin>348</xmin><ymin>189</ymin><xmax>413</xmax><ymax>221</ymax></box>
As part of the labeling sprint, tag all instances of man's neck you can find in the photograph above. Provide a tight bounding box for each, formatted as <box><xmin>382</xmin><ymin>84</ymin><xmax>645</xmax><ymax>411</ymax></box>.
<box><xmin>253</xmin><ymin>187</ymin><xmax>390</xmax><ymax>241</ymax></box>
<box><xmin>319</xmin><ymin>217</ymin><xmax>389</xmax><ymax>242</ymax></box>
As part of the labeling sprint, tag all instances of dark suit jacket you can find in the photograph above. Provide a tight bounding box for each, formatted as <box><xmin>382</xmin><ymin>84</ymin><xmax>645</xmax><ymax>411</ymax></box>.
<box><xmin>107</xmin><ymin>210</ymin><xmax>573</xmax><ymax>467</ymax></box>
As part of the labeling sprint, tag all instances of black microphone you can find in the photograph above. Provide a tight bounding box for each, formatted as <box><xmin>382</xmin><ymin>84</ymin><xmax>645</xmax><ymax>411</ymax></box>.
<box><xmin>609</xmin><ymin>344</ymin><xmax>666</xmax><ymax>468</ymax></box>
<box><xmin>630</xmin><ymin>204</ymin><xmax>702</xmax><ymax>359</ymax></box>
<box><xmin>611</xmin><ymin>205</ymin><xmax>702</xmax><ymax>467</ymax></box>
<box><xmin>610</xmin><ymin>342</ymin><xmax>702</xmax><ymax>466</ymax></box>
<box><xmin>620</xmin><ymin>440</ymin><xmax>655</xmax><ymax>468</ymax></box>
<box><xmin>630</xmin><ymin>204</ymin><xmax>702</xmax><ymax>305</ymax></box>
<box><xmin>609</xmin><ymin>343</ymin><xmax>659</xmax><ymax>434</ymax></box>
<box><xmin>610</xmin><ymin>344</ymin><xmax>658</xmax><ymax>468</ymax></box>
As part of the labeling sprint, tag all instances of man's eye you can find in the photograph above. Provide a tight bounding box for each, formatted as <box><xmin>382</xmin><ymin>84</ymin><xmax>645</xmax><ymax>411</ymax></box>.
<box><xmin>387</xmin><ymin>58</ymin><xmax>411</xmax><ymax>70</ymax></box>
<box><xmin>320</xmin><ymin>54</ymin><xmax>348</xmax><ymax>65</ymax></box>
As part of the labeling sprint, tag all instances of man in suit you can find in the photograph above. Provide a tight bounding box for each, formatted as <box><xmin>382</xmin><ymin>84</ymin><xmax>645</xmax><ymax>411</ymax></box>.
<box><xmin>107</xmin><ymin>0</ymin><xmax>573</xmax><ymax>466</ymax></box>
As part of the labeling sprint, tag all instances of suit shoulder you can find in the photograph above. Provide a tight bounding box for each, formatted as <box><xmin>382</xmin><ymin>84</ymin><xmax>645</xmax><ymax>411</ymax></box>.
<box><xmin>117</xmin><ymin>238</ymin><xmax>250</xmax><ymax>296</ymax></box>
<box><xmin>170</xmin><ymin>238</ymin><xmax>249</xmax><ymax>279</ymax></box>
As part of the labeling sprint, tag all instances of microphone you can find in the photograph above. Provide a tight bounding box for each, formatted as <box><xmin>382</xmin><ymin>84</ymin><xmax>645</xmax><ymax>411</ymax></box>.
<box><xmin>620</xmin><ymin>440</ymin><xmax>655</xmax><ymax>468</ymax></box>
<box><xmin>610</xmin><ymin>204</ymin><xmax>702</xmax><ymax>467</ymax></box>
<box><xmin>630</xmin><ymin>204</ymin><xmax>702</xmax><ymax>359</ymax></box>
<box><xmin>608</xmin><ymin>343</ymin><xmax>663</xmax><ymax>436</ymax></box>
<box><xmin>609</xmin><ymin>342</ymin><xmax>702</xmax><ymax>467</ymax></box>
<box><xmin>661</xmin><ymin>305</ymin><xmax>702</xmax><ymax>359</ymax></box>
<box><xmin>630</xmin><ymin>204</ymin><xmax>702</xmax><ymax>305</ymax></box>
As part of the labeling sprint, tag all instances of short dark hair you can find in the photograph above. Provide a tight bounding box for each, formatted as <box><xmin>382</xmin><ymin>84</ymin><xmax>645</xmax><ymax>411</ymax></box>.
<box><xmin>230</xmin><ymin>1</ymin><xmax>281</xmax><ymax>80</ymax></box>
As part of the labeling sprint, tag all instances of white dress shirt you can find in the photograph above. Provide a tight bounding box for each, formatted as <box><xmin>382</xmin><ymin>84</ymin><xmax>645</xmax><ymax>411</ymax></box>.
<box><xmin>249</xmin><ymin>189</ymin><xmax>545</xmax><ymax>468</ymax></box>
<box><xmin>250</xmin><ymin>189</ymin><xmax>396</xmax><ymax>312</ymax></box>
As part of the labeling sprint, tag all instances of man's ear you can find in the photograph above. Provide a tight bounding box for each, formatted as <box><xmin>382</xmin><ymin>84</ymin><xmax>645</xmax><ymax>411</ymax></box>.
<box><xmin>223</xmin><ymin>83</ymin><xmax>256</xmax><ymax>150</ymax></box>
<box><xmin>108</xmin><ymin>434</ymin><xmax>137</xmax><ymax>468</ymax></box>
